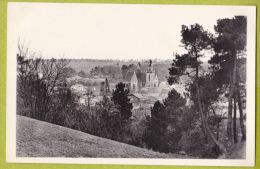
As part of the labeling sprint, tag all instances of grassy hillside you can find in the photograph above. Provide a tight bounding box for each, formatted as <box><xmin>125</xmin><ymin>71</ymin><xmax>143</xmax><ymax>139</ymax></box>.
<box><xmin>16</xmin><ymin>115</ymin><xmax>192</xmax><ymax>158</ymax></box>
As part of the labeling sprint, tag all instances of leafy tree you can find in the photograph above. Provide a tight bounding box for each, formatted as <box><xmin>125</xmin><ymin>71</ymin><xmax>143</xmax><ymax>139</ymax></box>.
<box><xmin>167</xmin><ymin>24</ymin><xmax>226</xmax><ymax>153</ymax></box>
<box><xmin>143</xmin><ymin>89</ymin><xmax>195</xmax><ymax>153</ymax></box>
<box><xmin>90</xmin><ymin>66</ymin><xmax>100</xmax><ymax>77</ymax></box>
<box><xmin>62</xmin><ymin>67</ymin><xmax>77</xmax><ymax>78</ymax></box>
<box><xmin>143</xmin><ymin>101</ymin><xmax>167</xmax><ymax>152</ymax></box>
<box><xmin>121</xmin><ymin>65</ymin><xmax>129</xmax><ymax>79</ymax></box>
<box><xmin>104</xmin><ymin>78</ymin><xmax>110</xmax><ymax>94</ymax></box>
<box><xmin>121</xmin><ymin>64</ymin><xmax>135</xmax><ymax>80</ymax></box>
<box><xmin>100</xmin><ymin>81</ymin><xmax>105</xmax><ymax>95</ymax></box>
<box><xmin>210</xmin><ymin>16</ymin><xmax>247</xmax><ymax>142</ymax></box>
<box><xmin>78</xmin><ymin>70</ymin><xmax>87</xmax><ymax>78</ymax></box>
<box><xmin>100</xmin><ymin>79</ymin><xmax>110</xmax><ymax>96</ymax></box>
<box><xmin>112</xmin><ymin>82</ymin><xmax>133</xmax><ymax>120</ymax></box>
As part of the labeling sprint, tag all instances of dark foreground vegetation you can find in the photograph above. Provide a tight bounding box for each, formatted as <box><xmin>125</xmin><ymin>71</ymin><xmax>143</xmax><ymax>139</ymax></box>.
<box><xmin>17</xmin><ymin>16</ymin><xmax>247</xmax><ymax>158</ymax></box>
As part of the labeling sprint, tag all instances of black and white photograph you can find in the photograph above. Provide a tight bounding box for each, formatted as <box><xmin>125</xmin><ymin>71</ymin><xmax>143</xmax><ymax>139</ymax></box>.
<box><xmin>6</xmin><ymin>2</ymin><xmax>256</xmax><ymax>166</ymax></box>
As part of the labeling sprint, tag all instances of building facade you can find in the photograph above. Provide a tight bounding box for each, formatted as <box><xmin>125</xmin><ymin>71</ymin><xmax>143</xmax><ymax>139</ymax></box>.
<box><xmin>125</xmin><ymin>62</ymin><xmax>158</xmax><ymax>93</ymax></box>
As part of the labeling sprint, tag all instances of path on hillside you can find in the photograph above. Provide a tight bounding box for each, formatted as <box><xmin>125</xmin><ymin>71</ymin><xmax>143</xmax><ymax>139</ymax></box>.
<box><xmin>16</xmin><ymin>115</ymin><xmax>190</xmax><ymax>158</ymax></box>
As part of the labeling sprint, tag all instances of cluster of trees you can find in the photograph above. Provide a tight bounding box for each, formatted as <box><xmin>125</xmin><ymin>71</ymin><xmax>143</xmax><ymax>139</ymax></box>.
<box><xmin>121</xmin><ymin>63</ymin><xmax>136</xmax><ymax>79</ymax></box>
<box><xmin>167</xmin><ymin>16</ymin><xmax>246</xmax><ymax>155</ymax></box>
<box><xmin>17</xmin><ymin>41</ymin><xmax>71</xmax><ymax>122</ymax></box>
<box><xmin>63</xmin><ymin>67</ymin><xmax>90</xmax><ymax>79</ymax></box>
<box><xmin>16</xmin><ymin>45</ymin><xmax>134</xmax><ymax>142</ymax></box>
<box><xmin>137</xmin><ymin>16</ymin><xmax>246</xmax><ymax>158</ymax></box>
<box><xmin>90</xmin><ymin>61</ymin><xmax>170</xmax><ymax>82</ymax></box>
<box><xmin>90</xmin><ymin>65</ymin><xmax>121</xmax><ymax>79</ymax></box>
<box><xmin>70</xmin><ymin>83</ymin><xmax>133</xmax><ymax>142</ymax></box>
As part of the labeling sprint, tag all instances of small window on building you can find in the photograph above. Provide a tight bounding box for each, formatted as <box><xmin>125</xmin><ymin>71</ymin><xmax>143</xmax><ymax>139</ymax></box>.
<box><xmin>149</xmin><ymin>75</ymin><xmax>150</xmax><ymax>81</ymax></box>
<box><xmin>133</xmin><ymin>84</ymin><xmax>135</xmax><ymax>89</ymax></box>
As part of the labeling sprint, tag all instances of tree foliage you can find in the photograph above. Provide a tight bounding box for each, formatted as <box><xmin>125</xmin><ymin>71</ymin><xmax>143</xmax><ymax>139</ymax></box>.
<box><xmin>143</xmin><ymin>89</ymin><xmax>196</xmax><ymax>153</ymax></box>
<box><xmin>112</xmin><ymin>82</ymin><xmax>133</xmax><ymax>120</ymax></box>
<box><xmin>210</xmin><ymin>16</ymin><xmax>247</xmax><ymax>142</ymax></box>
<box><xmin>78</xmin><ymin>70</ymin><xmax>87</xmax><ymax>78</ymax></box>
<box><xmin>167</xmin><ymin>23</ymin><xmax>227</xmax><ymax>153</ymax></box>
<box><xmin>104</xmin><ymin>78</ymin><xmax>110</xmax><ymax>94</ymax></box>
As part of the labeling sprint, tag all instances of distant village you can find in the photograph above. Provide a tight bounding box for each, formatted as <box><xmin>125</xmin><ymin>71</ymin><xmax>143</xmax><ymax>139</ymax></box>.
<box><xmin>65</xmin><ymin>60</ymin><xmax>187</xmax><ymax>117</ymax></box>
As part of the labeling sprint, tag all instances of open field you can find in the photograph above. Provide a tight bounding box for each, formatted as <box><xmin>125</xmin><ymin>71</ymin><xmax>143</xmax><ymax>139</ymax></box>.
<box><xmin>16</xmin><ymin>115</ymin><xmax>193</xmax><ymax>158</ymax></box>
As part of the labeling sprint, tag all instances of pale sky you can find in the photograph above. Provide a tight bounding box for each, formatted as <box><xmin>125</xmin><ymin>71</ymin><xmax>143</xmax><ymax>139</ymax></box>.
<box><xmin>8</xmin><ymin>3</ymin><xmax>252</xmax><ymax>60</ymax></box>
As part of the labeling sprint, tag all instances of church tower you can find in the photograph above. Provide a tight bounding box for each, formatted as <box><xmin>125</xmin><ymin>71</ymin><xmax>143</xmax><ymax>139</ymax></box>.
<box><xmin>145</xmin><ymin>60</ymin><xmax>156</xmax><ymax>88</ymax></box>
<box><xmin>154</xmin><ymin>74</ymin><xmax>158</xmax><ymax>87</ymax></box>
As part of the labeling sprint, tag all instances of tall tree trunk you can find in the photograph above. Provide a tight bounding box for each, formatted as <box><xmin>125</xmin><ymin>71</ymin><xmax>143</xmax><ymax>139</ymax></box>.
<box><xmin>211</xmin><ymin>107</ymin><xmax>220</xmax><ymax>141</ymax></box>
<box><xmin>227</xmin><ymin>72</ymin><xmax>233</xmax><ymax>142</ymax></box>
<box><xmin>227</xmin><ymin>55</ymin><xmax>237</xmax><ymax>142</ymax></box>
<box><xmin>196</xmin><ymin>83</ymin><xmax>226</xmax><ymax>153</ymax></box>
<box><xmin>202</xmin><ymin>123</ymin><xmax>209</xmax><ymax>144</ymax></box>
<box><xmin>236</xmin><ymin>86</ymin><xmax>246</xmax><ymax>141</ymax></box>
<box><xmin>233</xmin><ymin>91</ymin><xmax>238</xmax><ymax>143</ymax></box>
<box><xmin>194</xmin><ymin>50</ymin><xmax>226</xmax><ymax>153</ymax></box>
<box><xmin>217</xmin><ymin>120</ymin><xmax>220</xmax><ymax>141</ymax></box>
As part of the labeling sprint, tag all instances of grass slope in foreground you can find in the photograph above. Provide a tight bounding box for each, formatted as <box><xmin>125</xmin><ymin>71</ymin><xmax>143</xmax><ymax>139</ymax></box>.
<box><xmin>16</xmin><ymin>115</ymin><xmax>191</xmax><ymax>158</ymax></box>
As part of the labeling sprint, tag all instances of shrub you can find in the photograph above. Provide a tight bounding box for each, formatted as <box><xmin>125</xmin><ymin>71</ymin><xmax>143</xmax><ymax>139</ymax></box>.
<box><xmin>180</xmin><ymin>123</ymin><xmax>222</xmax><ymax>158</ymax></box>
<box><xmin>180</xmin><ymin>124</ymin><xmax>206</xmax><ymax>156</ymax></box>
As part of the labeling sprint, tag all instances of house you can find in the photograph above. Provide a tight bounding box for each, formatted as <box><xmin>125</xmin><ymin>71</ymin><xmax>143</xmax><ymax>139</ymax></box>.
<box><xmin>159</xmin><ymin>81</ymin><xmax>170</xmax><ymax>89</ymax></box>
<box><xmin>70</xmin><ymin>84</ymin><xmax>86</xmax><ymax>92</ymax></box>
<box><xmin>92</xmin><ymin>78</ymin><xmax>105</xmax><ymax>83</ymax></box>
<box><xmin>66</xmin><ymin>75</ymin><xmax>83</xmax><ymax>83</ymax></box>
<box><xmin>124</xmin><ymin>60</ymin><xmax>158</xmax><ymax>93</ymax></box>
<box><xmin>71</xmin><ymin>75</ymin><xmax>83</xmax><ymax>81</ymax></box>
<box><xmin>77</xmin><ymin>95</ymin><xmax>104</xmax><ymax>106</ymax></box>
<box><xmin>129</xmin><ymin>93</ymin><xmax>147</xmax><ymax>102</ymax></box>
<box><xmin>109</xmin><ymin>83</ymin><xmax>116</xmax><ymax>91</ymax></box>
<box><xmin>159</xmin><ymin>88</ymin><xmax>171</xmax><ymax>99</ymax></box>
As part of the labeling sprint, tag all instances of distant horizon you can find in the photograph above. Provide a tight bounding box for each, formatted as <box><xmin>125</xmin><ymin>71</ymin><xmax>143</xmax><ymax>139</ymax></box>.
<box><xmin>65</xmin><ymin>58</ymin><xmax>173</xmax><ymax>61</ymax></box>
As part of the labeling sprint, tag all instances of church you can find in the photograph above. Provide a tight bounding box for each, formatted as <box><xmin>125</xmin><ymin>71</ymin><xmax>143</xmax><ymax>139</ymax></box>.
<box><xmin>124</xmin><ymin>60</ymin><xmax>158</xmax><ymax>93</ymax></box>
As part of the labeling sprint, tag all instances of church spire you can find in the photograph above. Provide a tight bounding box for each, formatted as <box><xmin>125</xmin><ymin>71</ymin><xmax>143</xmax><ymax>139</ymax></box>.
<box><xmin>131</xmin><ymin>72</ymin><xmax>138</xmax><ymax>82</ymax></box>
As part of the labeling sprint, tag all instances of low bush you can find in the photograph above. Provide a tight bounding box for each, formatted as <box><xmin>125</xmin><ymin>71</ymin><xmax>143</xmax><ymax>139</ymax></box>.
<box><xmin>180</xmin><ymin>124</ymin><xmax>222</xmax><ymax>158</ymax></box>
